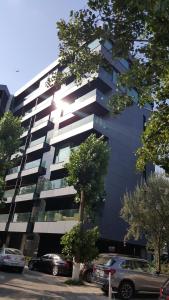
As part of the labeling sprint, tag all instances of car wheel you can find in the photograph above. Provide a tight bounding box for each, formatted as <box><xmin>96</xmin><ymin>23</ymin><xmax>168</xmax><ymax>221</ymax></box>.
<box><xmin>28</xmin><ymin>262</ymin><xmax>34</xmax><ymax>271</ymax></box>
<box><xmin>101</xmin><ymin>284</ymin><xmax>109</xmax><ymax>296</ymax></box>
<box><xmin>84</xmin><ymin>270</ymin><xmax>93</xmax><ymax>283</ymax></box>
<box><xmin>52</xmin><ymin>265</ymin><xmax>59</xmax><ymax>276</ymax></box>
<box><xmin>118</xmin><ymin>281</ymin><xmax>134</xmax><ymax>300</ymax></box>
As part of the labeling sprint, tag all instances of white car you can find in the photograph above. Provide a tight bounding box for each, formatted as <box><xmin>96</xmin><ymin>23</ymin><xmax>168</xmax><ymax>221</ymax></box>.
<box><xmin>0</xmin><ymin>247</ymin><xmax>25</xmax><ymax>273</ymax></box>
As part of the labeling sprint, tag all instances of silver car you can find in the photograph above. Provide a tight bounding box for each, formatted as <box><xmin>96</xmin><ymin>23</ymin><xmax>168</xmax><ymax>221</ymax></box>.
<box><xmin>93</xmin><ymin>254</ymin><xmax>168</xmax><ymax>299</ymax></box>
<box><xmin>0</xmin><ymin>247</ymin><xmax>25</xmax><ymax>273</ymax></box>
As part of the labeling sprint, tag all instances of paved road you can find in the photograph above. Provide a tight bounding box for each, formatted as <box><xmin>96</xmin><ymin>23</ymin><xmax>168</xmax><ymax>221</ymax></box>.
<box><xmin>0</xmin><ymin>268</ymin><xmax>158</xmax><ymax>300</ymax></box>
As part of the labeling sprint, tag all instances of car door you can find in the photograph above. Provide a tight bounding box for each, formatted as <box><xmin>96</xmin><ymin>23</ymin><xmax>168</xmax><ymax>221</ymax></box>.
<box><xmin>144</xmin><ymin>271</ymin><xmax>168</xmax><ymax>292</ymax></box>
<box><xmin>39</xmin><ymin>254</ymin><xmax>51</xmax><ymax>272</ymax></box>
<box><xmin>128</xmin><ymin>260</ymin><xmax>154</xmax><ymax>292</ymax></box>
<box><xmin>131</xmin><ymin>260</ymin><xmax>165</xmax><ymax>292</ymax></box>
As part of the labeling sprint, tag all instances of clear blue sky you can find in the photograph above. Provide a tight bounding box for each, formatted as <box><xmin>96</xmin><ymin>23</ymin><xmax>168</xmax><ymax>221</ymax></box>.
<box><xmin>0</xmin><ymin>0</ymin><xmax>87</xmax><ymax>94</ymax></box>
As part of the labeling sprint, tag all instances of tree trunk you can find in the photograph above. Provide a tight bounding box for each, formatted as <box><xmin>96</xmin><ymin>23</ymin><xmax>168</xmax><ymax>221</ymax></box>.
<box><xmin>72</xmin><ymin>257</ymin><xmax>80</xmax><ymax>281</ymax></box>
<box><xmin>79</xmin><ymin>190</ymin><xmax>85</xmax><ymax>224</ymax></box>
<box><xmin>155</xmin><ymin>237</ymin><xmax>161</xmax><ymax>273</ymax></box>
<box><xmin>72</xmin><ymin>190</ymin><xmax>85</xmax><ymax>281</ymax></box>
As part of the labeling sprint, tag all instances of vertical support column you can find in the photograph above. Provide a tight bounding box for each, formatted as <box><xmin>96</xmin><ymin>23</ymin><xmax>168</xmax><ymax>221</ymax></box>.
<box><xmin>5</xmin><ymin>234</ymin><xmax>10</xmax><ymax>247</ymax></box>
<box><xmin>20</xmin><ymin>233</ymin><xmax>27</xmax><ymax>252</ymax></box>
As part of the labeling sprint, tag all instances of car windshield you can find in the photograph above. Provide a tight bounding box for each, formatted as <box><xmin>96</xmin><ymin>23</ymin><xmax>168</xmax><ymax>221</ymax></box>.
<box><xmin>5</xmin><ymin>248</ymin><xmax>22</xmax><ymax>255</ymax></box>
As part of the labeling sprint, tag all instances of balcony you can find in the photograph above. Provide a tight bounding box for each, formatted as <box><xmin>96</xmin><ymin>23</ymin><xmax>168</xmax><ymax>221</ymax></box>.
<box><xmin>11</xmin><ymin>145</ymin><xmax>25</xmax><ymax>160</ymax></box>
<box><xmin>15</xmin><ymin>184</ymin><xmax>37</xmax><ymax>202</ymax></box>
<box><xmin>26</xmin><ymin>136</ymin><xmax>50</xmax><ymax>155</ymax></box>
<box><xmin>5</xmin><ymin>166</ymin><xmax>20</xmax><ymax>181</ymax></box>
<box><xmin>50</xmin><ymin>146</ymin><xmax>78</xmax><ymax>173</ymax></box>
<box><xmin>37</xmin><ymin>209</ymin><xmax>79</xmax><ymax>222</ymax></box>
<box><xmin>21</xmin><ymin>97</ymin><xmax>55</xmax><ymax>122</ymax></box>
<box><xmin>34</xmin><ymin>209</ymin><xmax>79</xmax><ymax>234</ymax></box>
<box><xmin>13</xmin><ymin>82</ymin><xmax>54</xmax><ymax>113</ymax></box>
<box><xmin>0</xmin><ymin>214</ymin><xmax>8</xmax><ymax>231</ymax></box>
<box><xmin>31</xmin><ymin>117</ymin><xmax>54</xmax><ymax>135</ymax></box>
<box><xmin>40</xmin><ymin>178</ymin><xmax>76</xmax><ymax>199</ymax></box>
<box><xmin>3</xmin><ymin>189</ymin><xmax>15</xmax><ymax>203</ymax></box>
<box><xmin>50</xmin><ymin>161</ymin><xmax>66</xmax><ymax>173</ymax></box>
<box><xmin>20</xmin><ymin>129</ymin><xmax>29</xmax><ymax>139</ymax></box>
<box><xmin>9</xmin><ymin>212</ymin><xmax>31</xmax><ymax>232</ymax></box>
<box><xmin>50</xmin><ymin>114</ymin><xmax>108</xmax><ymax>146</ymax></box>
<box><xmin>21</xmin><ymin>159</ymin><xmax>46</xmax><ymax>177</ymax></box>
<box><xmin>60</xmin><ymin>89</ymin><xmax>108</xmax><ymax>126</ymax></box>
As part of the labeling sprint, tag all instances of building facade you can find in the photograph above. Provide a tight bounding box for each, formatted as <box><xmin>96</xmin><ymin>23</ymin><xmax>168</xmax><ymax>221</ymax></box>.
<box><xmin>0</xmin><ymin>84</ymin><xmax>12</xmax><ymax>116</ymax></box>
<box><xmin>0</xmin><ymin>41</ymin><xmax>152</xmax><ymax>256</ymax></box>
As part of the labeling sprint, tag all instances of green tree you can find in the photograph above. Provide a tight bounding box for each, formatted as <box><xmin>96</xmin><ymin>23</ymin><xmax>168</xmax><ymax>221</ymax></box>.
<box><xmin>121</xmin><ymin>174</ymin><xmax>169</xmax><ymax>272</ymax></box>
<box><xmin>61</xmin><ymin>134</ymin><xmax>109</xmax><ymax>281</ymax></box>
<box><xmin>0</xmin><ymin>112</ymin><xmax>23</xmax><ymax>203</ymax></box>
<box><xmin>48</xmin><ymin>0</ymin><xmax>169</xmax><ymax>173</ymax></box>
<box><xmin>61</xmin><ymin>224</ymin><xmax>99</xmax><ymax>271</ymax></box>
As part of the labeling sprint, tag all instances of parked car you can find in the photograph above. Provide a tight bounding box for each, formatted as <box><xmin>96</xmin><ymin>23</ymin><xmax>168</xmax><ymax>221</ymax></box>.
<box><xmin>0</xmin><ymin>247</ymin><xmax>25</xmax><ymax>273</ymax></box>
<box><xmin>160</xmin><ymin>278</ymin><xmax>169</xmax><ymax>300</ymax></box>
<box><xmin>93</xmin><ymin>253</ymin><xmax>168</xmax><ymax>299</ymax></box>
<box><xmin>80</xmin><ymin>262</ymin><xmax>94</xmax><ymax>282</ymax></box>
<box><xmin>28</xmin><ymin>253</ymin><xmax>72</xmax><ymax>276</ymax></box>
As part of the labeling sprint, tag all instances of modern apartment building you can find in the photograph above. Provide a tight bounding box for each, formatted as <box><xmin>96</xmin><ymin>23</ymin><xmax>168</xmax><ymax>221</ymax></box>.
<box><xmin>0</xmin><ymin>84</ymin><xmax>12</xmax><ymax>116</ymax></box>
<box><xmin>0</xmin><ymin>41</ymin><xmax>152</xmax><ymax>257</ymax></box>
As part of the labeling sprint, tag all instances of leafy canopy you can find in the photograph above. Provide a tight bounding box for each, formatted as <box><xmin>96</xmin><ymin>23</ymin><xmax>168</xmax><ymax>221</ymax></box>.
<box><xmin>0</xmin><ymin>112</ymin><xmax>23</xmax><ymax>202</ymax></box>
<box><xmin>61</xmin><ymin>224</ymin><xmax>99</xmax><ymax>263</ymax></box>
<box><xmin>65</xmin><ymin>133</ymin><xmax>109</xmax><ymax>219</ymax></box>
<box><xmin>121</xmin><ymin>174</ymin><xmax>169</xmax><ymax>271</ymax></box>
<box><xmin>49</xmin><ymin>0</ymin><xmax>169</xmax><ymax>173</ymax></box>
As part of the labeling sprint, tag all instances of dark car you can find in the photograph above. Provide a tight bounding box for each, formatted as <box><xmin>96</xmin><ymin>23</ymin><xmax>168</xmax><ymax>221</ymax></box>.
<box><xmin>28</xmin><ymin>253</ymin><xmax>72</xmax><ymax>276</ymax></box>
<box><xmin>160</xmin><ymin>278</ymin><xmax>169</xmax><ymax>300</ymax></box>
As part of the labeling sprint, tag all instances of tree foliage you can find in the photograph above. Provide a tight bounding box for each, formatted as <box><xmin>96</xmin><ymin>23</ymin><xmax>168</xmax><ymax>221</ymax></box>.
<box><xmin>65</xmin><ymin>133</ymin><xmax>109</xmax><ymax>221</ymax></box>
<box><xmin>61</xmin><ymin>224</ymin><xmax>99</xmax><ymax>263</ymax></box>
<box><xmin>62</xmin><ymin>134</ymin><xmax>109</xmax><ymax>281</ymax></box>
<box><xmin>49</xmin><ymin>0</ymin><xmax>169</xmax><ymax>173</ymax></box>
<box><xmin>121</xmin><ymin>174</ymin><xmax>169</xmax><ymax>272</ymax></box>
<box><xmin>0</xmin><ymin>112</ymin><xmax>23</xmax><ymax>203</ymax></box>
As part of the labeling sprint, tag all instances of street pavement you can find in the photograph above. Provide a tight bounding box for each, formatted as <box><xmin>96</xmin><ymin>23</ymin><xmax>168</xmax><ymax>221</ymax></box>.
<box><xmin>0</xmin><ymin>268</ymin><xmax>158</xmax><ymax>300</ymax></box>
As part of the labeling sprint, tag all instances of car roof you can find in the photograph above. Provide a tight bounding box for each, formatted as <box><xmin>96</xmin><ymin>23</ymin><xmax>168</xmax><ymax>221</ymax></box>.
<box><xmin>98</xmin><ymin>253</ymin><xmax>147</xmax><ymax>262</ymax></box>
<box><xmin>0</xmin><ymin>247</ymin><xmax>21</xmax><ymax>251</ymax></box>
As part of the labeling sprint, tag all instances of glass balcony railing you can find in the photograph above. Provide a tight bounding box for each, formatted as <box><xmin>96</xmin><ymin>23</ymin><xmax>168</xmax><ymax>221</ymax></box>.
<box><xmin>3</xmin><ymin>189</ymin><xmax>15</xmax><ymax>198</ymax></box>
<box><xmin>0</xmin><ymin>214</ymin><xmax>9</xmax><ymax>222</ymax></box>
<box><xmin>24</xmin><ymin>159</ymin><xmax>41</xmax><ymax>170</ymax></box>
<box><xmin>24</xmin><ymin>159</ymin><xmax>46</xmax><ymax>170</ymax></box>
<box><xmin>33</xmin><ymin>116</ymin><xmax>49</xmax><ymax>128</ymax></box>
<box><xmin>41</xmin><ymin>178</ymin><xmax>67</xmax><ymax>191</ymax></box>
<box><xmin>37</xmin><ymin>209</ymin><xmax>79</xmax><ymax>222</ymax></box>
<box><xmin>53</xmin><ymin>115</ymin><xmax>95</xmax><ymax>138</ymax></box>
<box><xmin>24</xmin><ymin>107</ymin><xmax>35</xmax><ymax>116</ymax></box>
<box><xmin>19</xmin><ymin>184</ymin><xmax>36</xmax><ymax>195</ymax></box>
<box><xmin>13</xmin><ymin>212</ymin><xmax>31</xmax><ymax>222</ymax></box>
<box><xmin>54</xmin><ymin>146</ymin><xmax>78</xmax><ymax>164</ymax></box>
<box><xmin>8</xmin><ymin>165</ymin><xmax>20</xmax><ymax>174</ymax></box>
<box><xmin>29</xmin><ymin>136</ymin><xmax>46</xmax><ymax>148</ymax></box>
<box><xmin>23</xmin><ymin>98</ymin><xmax>53</xmax><ymax>119</ymax></box>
